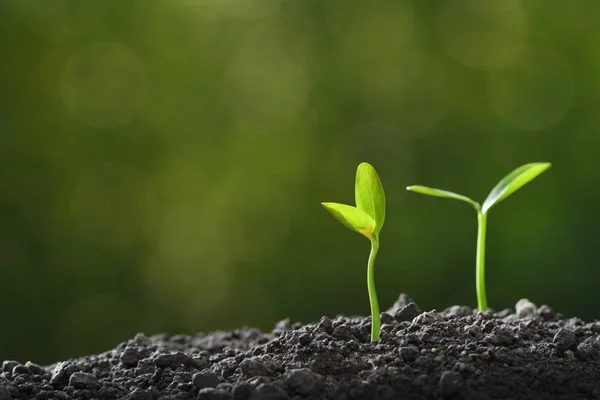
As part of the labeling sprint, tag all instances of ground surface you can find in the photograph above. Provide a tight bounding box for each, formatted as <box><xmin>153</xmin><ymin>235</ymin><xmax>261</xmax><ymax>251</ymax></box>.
<box><xmin>2</xmin><ymin>294</ymin><xmax>600</xmax><ymax>400</ymax></box>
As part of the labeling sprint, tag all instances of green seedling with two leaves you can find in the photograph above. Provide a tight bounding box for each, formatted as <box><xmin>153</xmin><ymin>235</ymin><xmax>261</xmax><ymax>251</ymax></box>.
<box><xmin>322</xmin><ymin>162</ymin><xmax>385</xmax><ymax>342</ymax></box>
<box><xmin>322</xmin><ymin>161</ymin><xmax>551</xmax><ymax>341</ymax></box>
<box><xmin>407</xmin><ymin>162</ymin><xmax>551</xmax><ymax>312</ymax></box>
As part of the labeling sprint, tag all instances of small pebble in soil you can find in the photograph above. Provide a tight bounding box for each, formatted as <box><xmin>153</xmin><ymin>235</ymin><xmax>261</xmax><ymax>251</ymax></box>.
<box><xmin>515</xmin><ymin>298</ymin><xmax>537</xmax><ymax>318</ymax></box>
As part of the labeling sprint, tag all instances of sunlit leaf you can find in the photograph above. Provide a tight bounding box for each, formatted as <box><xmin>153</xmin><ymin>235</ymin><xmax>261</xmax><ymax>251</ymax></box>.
<box><xmin>406</xmin><ymin>185</ymin><xmax>480</xmax><ymax>209</ymax></box>
<box><xmin>481</xmin><ymin>162</ymin><xmax>551</xmax><ymax>214</ymax></box>
<box><xmin>322</xmin><ymin>202</ymin><xmax>376</xmax><ymax>239</ymax></box>
<box><xmin>355</xmin><ymin>163</ymin><xmax>385</xmax><ymax>235</ymax></box>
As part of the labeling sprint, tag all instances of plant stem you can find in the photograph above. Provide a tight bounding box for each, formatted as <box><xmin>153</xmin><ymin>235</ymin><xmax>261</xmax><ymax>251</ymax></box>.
<box><xmin>367</xmin><ymin>239</ymin><xmax>380</xmax><ymax>341</ymax></box>
<box><xmin>476</xmin><ymin>212</ymin><xmax>488</xmax><ymax>311</ymax></box>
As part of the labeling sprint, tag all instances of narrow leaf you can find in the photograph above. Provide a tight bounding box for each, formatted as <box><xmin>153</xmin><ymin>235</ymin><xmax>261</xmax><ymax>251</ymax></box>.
<box><xmin>355</xmin><ymin>162</ymin><xmax>386</xmax><ymax>235</ymax></box>
<box><xmin>481</xmin><ymin>162</ymin><xmax>551</xmax><ymax>214</ymax></box>
<box><xmin>322</xmin><ymin>202</ymin><xmax>376</xmax><ymax>239</ymax></box>
<box><xmin>406</xmin><ymin>185</ymin><xmax>480</xmax><ymax>209</ymax></box>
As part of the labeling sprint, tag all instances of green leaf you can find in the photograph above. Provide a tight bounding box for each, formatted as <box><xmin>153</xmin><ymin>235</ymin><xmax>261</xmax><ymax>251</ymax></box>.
<box><xmin>322</xmin><ymin>202</ymin><xmax>376</xmax><ymax>239</ymax></box>
<box><xmin>406</xmin><ymin>185</ymin><xmax>480</xmax><ymax>210</ymax></box>
<box><xmin>355</xmin><ymin>163</ymin><xmax>386</xmax><ymax>235</ymax></box>
<box><xmin>481</xmin><ymin>162</ymin><xmax>551</xmax><ymax>214</ymax></box>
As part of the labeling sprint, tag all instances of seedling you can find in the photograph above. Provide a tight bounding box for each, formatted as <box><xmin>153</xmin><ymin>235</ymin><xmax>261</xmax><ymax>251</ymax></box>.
<box><xmin>322</xmin><ymin>162</ymin><xmax>385</xmax><ymax>341</ymax></box>
<box><xmin>407</xmin><ymin>162</ymin><xmax>551</xmax><ymax>312</ymax></box>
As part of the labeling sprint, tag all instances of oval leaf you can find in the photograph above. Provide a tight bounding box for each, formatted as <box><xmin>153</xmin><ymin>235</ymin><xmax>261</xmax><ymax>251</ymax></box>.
<box><xmin>355</xmin><ymin>163</ymin><xmax>385</xmax><ymax>235</ymax></box>
<box><xmin>406</xmin><ymin>185</ymin><xmax>480</xmax><ymax>209</ymax></box>
<box><xmin>481</xmin><ymin>162</ymin><xmax>551</xmax><ymax>214</ymax></box>
<box><xmin>322</xmin><ymin>202</ymin><xmax>376</xmax><ymax>239</ymax></box>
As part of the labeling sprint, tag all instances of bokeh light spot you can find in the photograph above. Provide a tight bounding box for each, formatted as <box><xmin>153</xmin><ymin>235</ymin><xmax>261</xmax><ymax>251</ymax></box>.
<box><xmin>62</xmin><ymin>42</ymin><xmax>149</xmax><ymax>129</ymax></box>
<box><xmin>438</xmin><ymin>0</ymin><xmax>528</xmax><ymax>70</ymax></box>
<box><xmin>487</xmin><ymin>47</ymin><xmax>575</xmax><ymax>131</ymax></box>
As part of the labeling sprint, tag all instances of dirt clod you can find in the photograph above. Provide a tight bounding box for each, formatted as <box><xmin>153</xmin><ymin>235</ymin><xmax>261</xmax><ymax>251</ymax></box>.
<box><xmin>120</xmin><ymin>347</ymin><xmax>141</xmax><ymax>366</ymax></box>
<box><xmin>398</xmin><ymin>345</ymin><xmax>420</xmax><ymax>362</ymax></box>
<box><xmin>553</xmin><ymin>328</ymin><xmax>577</xmax><ymax>353</ymax></box>
<box><xmin>438</xmin><ymin>370</ymin><xmax>463</xmax><ymax>397</ymax></box>
<box><xmin>3</xmin><ymin>294</ymin><xmax>600</xmax><ymax>399</ymax></box>
<box><xmin>25</xmin><ymin>361</ymin><xmax>45</xmax><ymax>375</ymax></box>
<box><xmin>193</xmin><ymin>371</ymin><xmax>221</xmax><ymax>389</ymax></box>
<box><xmin>332</xmin><ymin>324</ymin><xmax>355</xmax><ymax>341</ymax></box>
<box><xmin>239</xmin><ymin>358</ymin><xmax>272</xmax><ymax>377</ymax></box>
<box><xmin>49</xmin><ymin>361</ymin><xmax>79</xmax><ymax>388</ymax></box>
<box><xmin>68</xmin><ymin>372</ymin><xmax>100</xmax><ymax>389</ymax></box>
<box><xmin>1</xmin><ymin>361</ymin><xmax>18</xmax><ymax>373</ymax></box>
<box><xmin>394</xmin><ymin>302</ymin><xmax>422</xmax><ymax>322</ymax></box>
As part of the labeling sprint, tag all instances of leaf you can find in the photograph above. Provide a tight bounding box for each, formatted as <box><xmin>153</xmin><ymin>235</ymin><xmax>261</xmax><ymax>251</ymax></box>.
<box><xmin>481</xmin><ymin>162</ymin><xmax>551</xmax><ymax>214</ymax></box>
<box><xmin>406</xmin><ymin>185</ymin><xmax>480</xmax><ymax>210</ymax></box>
<box><xmin>322</xmin><ymin>202</ymin><xmax>376</xmax><ymax>239</ymax></box>
<box><xmin>355</xmin><ymin>163</ymin><xmax>386</xmax><ymax>235</ymax></box>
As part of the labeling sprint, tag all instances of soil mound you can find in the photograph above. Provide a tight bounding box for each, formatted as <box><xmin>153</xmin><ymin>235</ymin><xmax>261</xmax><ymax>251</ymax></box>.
<box><xmin>2</xmin><ymin>295</ymin><xmax>599</xmax><ymax>399</ymax></box>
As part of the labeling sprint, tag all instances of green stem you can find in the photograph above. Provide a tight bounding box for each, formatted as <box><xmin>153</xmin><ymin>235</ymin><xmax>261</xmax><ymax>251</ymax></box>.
<box><xmin>476</xmin><ymin>212</ymin><xmax>488</xmax><ymax>311</ymax></box>
<box><xmin>367</xmin><ymin>239</ymin><xmax>380</xmax><ymax>341</ymax></box>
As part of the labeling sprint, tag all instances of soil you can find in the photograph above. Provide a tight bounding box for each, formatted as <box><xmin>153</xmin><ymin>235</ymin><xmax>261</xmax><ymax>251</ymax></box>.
<box><xmin>2</xmin><ymin>294</ymin><xmax>600</xmax><ymax>400</ymax></box>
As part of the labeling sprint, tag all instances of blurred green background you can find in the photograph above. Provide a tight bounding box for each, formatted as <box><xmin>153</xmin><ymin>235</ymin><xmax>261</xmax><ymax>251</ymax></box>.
<box><xmin>0</xmin><ymin>0</ymin><xmax>598</xmax><ymax>364</ymax></box>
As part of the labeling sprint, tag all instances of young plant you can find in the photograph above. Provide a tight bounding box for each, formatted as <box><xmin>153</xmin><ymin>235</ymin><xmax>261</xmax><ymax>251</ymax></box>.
<box><xmin>406</xmin><ymin>162</ymin><xmax>551</xmax><ymax>312</ymax></box>
<box><xmin>322</xmin><ymin>162</ymin><xmax>385</xmax><ymax>341</ymax></box>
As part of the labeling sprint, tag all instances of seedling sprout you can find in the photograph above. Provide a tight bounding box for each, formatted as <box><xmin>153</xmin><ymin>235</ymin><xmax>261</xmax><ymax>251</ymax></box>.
<box><xmin>407</xmin><ymin>162</ymin><xmax>551</xmax><ymax>311</ymax></box>
<box><xmin>322</xmin><ymin>162</ymin><xmax>386</xmax><ymax>341</ymax></box>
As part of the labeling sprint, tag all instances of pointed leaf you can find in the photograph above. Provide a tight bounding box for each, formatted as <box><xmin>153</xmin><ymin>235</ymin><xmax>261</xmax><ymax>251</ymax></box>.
<box><xmin>322</xmin><ymin>202</ymin><xmax>376</xmax><ymax>239</ymax></box>
<box><xmin>406</xmin><ymin>185</ymin><xmax>480</xmax><ymax>210</ymax></box>
<box><xmin>481</xmin><ymin>162</ymin><xmax>551</xmax><ymax>214</ymax></box>
<box><xmin>355</xmin><ymin>163</ymin><xmax>385</xmax><ymax>235</ymax></box>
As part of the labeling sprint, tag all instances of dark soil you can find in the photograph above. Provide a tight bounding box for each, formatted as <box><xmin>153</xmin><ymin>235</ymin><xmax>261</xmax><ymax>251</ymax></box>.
<box><xmin>2</xmin><ymin>294</ymin><xmax>600</xmax><ymax>400</ymax></box>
